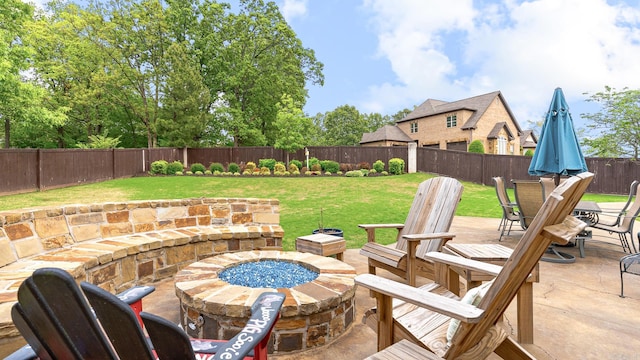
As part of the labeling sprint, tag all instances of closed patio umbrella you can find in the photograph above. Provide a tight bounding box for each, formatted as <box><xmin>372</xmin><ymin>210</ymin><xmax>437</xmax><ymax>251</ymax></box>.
<box><xmin>528</xmin><ymin>87</ymin><xmax>588</xmax><ymax>184</ymax></box>
<box><xmin>528</xmin><ymin>88</ymin><xmax>588</xmax><ymax>263</ymax></box>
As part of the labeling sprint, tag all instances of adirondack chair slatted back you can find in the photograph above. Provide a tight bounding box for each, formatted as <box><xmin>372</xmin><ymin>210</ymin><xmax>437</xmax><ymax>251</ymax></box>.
<box><xmin>396</xmin><ymin>177</ymin><xmax>463</xmax><ymax>258</ymax></box>
<box><xmin>448</xmin><ymin>172</ymin><xmax>593</xmax><ymax>358</ymax></box>
<box><xmin>81</xmin><ymin>282</ymin><xmax>156</xmax><ymax>359</ymax></box>
<box><xmin>13</xmin><ymin>268</ymin><xmax>120</xmax><ymax>360</ymax></box>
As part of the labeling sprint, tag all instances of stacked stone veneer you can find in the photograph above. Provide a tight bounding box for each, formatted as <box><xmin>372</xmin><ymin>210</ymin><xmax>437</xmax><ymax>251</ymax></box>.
<box><xmin>175</xmin><ymin>251</ymin><xmax>357</xmax><ymax>354</ymax></box>
<box><xmin>0</xmin><ymin>198</ymin><xmax>283</xmax><ymax>340</ymax></box>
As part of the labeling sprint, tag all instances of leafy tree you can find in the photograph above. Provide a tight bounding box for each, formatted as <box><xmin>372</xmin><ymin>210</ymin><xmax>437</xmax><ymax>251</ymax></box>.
<box><xmin>27</xmin><ymin>2</ymin><xmax>113</xmax><ymax>148</ymax></box>
<box><xmin>391</xmin><ymin>108</ymin><xmax>413</xmax><ymax>122</ymax></box>
<box><xmin>274</xmin><ymin>94</ymin><xmax>312</xmax><ymax>164</ymax></box>
<box><xmin>200</xmin><ymin>0</ymin><xmax>323</xmax><ymax>146</ymax></box>
<box><xmin>157</xmin><ymin>42</ymin><xmax>211</xmax><ymax>147</ymax></box>
<box><xmin>321</xmin><ymin>105</ymin><xmax>367</xmax><ymax>145</ymax></box>
<box><xmin>0</xmin><ymin>0</ymin><xmax>67</xmax><ymax>148</ymax></box>
<box><xmin>582</xmin><ymin>86</ymin><xmax>640</xmax><ymax>159</ymax></box>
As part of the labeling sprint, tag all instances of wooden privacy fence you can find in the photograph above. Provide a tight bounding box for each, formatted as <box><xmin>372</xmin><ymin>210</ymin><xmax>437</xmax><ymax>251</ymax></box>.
<box><xmin>0</xmin><ymin>146</ymin><xmax>639</xmax><ymax>195</ymax></box>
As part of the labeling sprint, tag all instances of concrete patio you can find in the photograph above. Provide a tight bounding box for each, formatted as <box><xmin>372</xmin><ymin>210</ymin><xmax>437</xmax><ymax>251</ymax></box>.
<box><xmin>141</xmin><ymin>213</ymin><xmax>640</xmax><ymax>359</ymax></box>
<box><xmin>3</xmin><ymin>213</ymin><xmax>639</xmax><ymax>359</ymax></box>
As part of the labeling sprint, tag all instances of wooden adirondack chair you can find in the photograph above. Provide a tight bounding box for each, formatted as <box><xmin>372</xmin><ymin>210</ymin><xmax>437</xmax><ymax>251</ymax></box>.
<box><xmin>9</xmin><ymin>267</ymin><xmax>284</xmax><ymax>360</ymax></box>
<box><xmin>359</xmin><ymin>177</ymin><xmax>464</xmax><ymax>286</ymax></box>
<box><xmin>357</xmin><ymin>172</ymin><xmax>593</xmax><ymax>359</ymax></box>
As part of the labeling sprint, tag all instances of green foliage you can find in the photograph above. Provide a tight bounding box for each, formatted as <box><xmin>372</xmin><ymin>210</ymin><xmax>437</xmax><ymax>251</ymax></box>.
<box><xmin>274</xmin><ymin>93</ymin><xmax>312</xmax><ymax>156</ymax></box>
<box><xmin>373</xmin><ymin>160</ymin><xmax>385</xmax><ymax>173</ymax></box>
<box><xmin>389</xmin><ymin>158</ymin><xmax>405</xmax><ymax>175</ymax></box>
<box><xmin>310</xmin><ymin>163</ymin><xmax>322</xmax><ymax>172</ymax></box>
<box><xmin>227</xmin><ymin>162</ymin><xmax>240</xmax><ymax>173</ymax></box>
<box><xmin>167</xmin><ymin>161</ymin><xmax>184</xmax><ymax>175</ymax></box>
<box><xmin>190</xmin><ymin>163</ymin><xmax>206</xmax><ymax>173</ymax></box>
<box><xmin>360</xmin><ymin>169</ymin><xmax>369</xmax><ymax>176</ymax></box>
<box><xmin>318</xmin><ymin>105</ymin><xmax>367</xmax><ymax>145</ymax></box>
<box><xmin>158</xmin><ymin>42</ymin><xmax>211</xmax><ymax>147</ymax></box>
<box><xmin>308</xmin><ymin>157</ymin><xmax>320</xmax><ymax>168</ymax></box>
<box><xmin>468</xmin><ymin>140</ymin><xmax>485</xmax><ymax>154</ymax></box>
<box><xmin>258</xmin><ymin>158</ymin><xmax>277</xmax><ymax>171</ymax></box>
<box><xmin>290</xmin><ymin>159</ymin><xmax>303</xmax><ymax>170</ymax></box>
<box><xmin>524</xmin><ymin>149</ymin><xmax>534</xmax><ymax>157</ymax></box>
<box><xmin>288</xmin><ymin>163</ymin><xmax>299</xmax><ymax>173</ymax></box>
<box><xmin>345</xmin><ymin>170</ymin><xmax>364</xmax><ymax>177</ymax></box>
<box><xmin>150</xmin><ymin>160</ymin><xmax>168</xmax><ymax>175</ymax></box>
<box><xmin>320</xmin><ymin>160</ymin><xmax>339</xmax><ymax>173</ymax></box>
<box><xmin>209</xmin><ymin>162</ymin><xmax>225</xmax><ymax>173</ymax></box>
<box><xmin>583</xmin><ymin>86</ymin><xmax>640</xmax><ymax>159</ymax></box>
<box><xmin>76</xmin><ymin>132</ymin><xmax>121</xmax><ymax>149</ymax></box>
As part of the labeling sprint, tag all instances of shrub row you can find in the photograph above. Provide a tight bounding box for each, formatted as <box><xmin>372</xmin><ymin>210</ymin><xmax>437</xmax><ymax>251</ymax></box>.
<box><xmin>149</xmin><ymin>158</ymin><xmax>405</xmax><ymax>176</ymax></box>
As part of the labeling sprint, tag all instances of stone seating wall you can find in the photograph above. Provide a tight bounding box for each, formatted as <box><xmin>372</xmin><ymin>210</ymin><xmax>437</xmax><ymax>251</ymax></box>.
<box><xmin>0</xmin><ymin>197</ymin><xmax>283</xmax><ymax>340</ymax></box>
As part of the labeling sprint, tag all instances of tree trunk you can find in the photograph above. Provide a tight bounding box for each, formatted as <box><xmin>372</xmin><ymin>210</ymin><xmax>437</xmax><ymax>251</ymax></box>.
<box><xmin>4</xmin><ymin>117</ymin><xmax>10</xmax><ymax>148</ymax></box>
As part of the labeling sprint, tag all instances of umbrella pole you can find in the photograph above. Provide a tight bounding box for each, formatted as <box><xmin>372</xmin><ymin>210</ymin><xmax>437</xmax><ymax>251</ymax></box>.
<box><xmin>554</xmin><ymin>173</ymin><xmax>560</xmax><ymax>186</ymax></box>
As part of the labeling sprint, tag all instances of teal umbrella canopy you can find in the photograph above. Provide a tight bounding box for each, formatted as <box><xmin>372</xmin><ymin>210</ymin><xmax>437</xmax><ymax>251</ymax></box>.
<box><xmin>528</xmin><ymin>88</ymin><xmax>588</xmax><ymax>177</ymax></box>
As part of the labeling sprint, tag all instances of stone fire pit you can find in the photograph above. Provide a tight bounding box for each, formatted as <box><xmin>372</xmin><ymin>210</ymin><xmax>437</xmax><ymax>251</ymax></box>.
<box><xmin>174</xmin><ymin>250</ymin><xmax>357</xmax><ymax>354</ymax></box>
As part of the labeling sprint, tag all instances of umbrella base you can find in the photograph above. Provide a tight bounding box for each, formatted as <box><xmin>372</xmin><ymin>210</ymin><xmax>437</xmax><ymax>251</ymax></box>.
<box><xmin>541</xmin><ymin>246</ymin><xmax>576</xmax><ymax>264</ymax></box>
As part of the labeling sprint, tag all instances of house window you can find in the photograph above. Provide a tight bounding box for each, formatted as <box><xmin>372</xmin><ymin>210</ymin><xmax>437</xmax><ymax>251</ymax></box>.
<box><xmin>410</xmin><ymin>122</ymin><xmax>418</xmax><ymax>133</ymax></box>
<box><xmin>446</xmin><ymin>114</ymin><xmax>457</xmax><ymax>128</ymax></box>
<box><xmin>498</xmin><ymin>136</ymin><xmax>507</xmax><ymax>155</ymax></box>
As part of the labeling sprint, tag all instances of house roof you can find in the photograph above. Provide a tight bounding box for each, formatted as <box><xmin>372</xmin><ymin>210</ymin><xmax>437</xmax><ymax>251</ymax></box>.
<box><xmin>487</xmin><ymin>122</ymin><xmax>515</xmax><ymax>141</ymax></box>
<box><xmin>397</xmin><ymin>91</ymin><xmax>524</xmax><ymax>134</ymax></box>
<box><xmin>359</xmin><ymin>125</ymin><xmax>413</xmax><ymax>144</ymax></box>
<box><xmin>520</xmin><ymin>130</ymin><xmax>538</xmax><ymax>148</ymax></box>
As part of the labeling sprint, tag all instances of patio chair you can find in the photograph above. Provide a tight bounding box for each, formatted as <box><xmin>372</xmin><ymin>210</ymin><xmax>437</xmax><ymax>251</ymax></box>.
<box><xmin>9</xmin><ymin>267</ymin><xmax>284</xmax><ymax>360</ymax></box>
<box><xmin>620</xmin><ymin>249</ymin><xmax>640</xmax><ymax>297</ymax></box>
<box><xmin>357</xmin><ymin>172</ymin><xmax>593</xmax><ymax>359</ymax></box>
<box><xmin>590</xmin><ymin>183</ymin><xmax>640</xmax><ymax>254</ymax></box>
<box><xmin>599</xmin><ymin>181</ymin><xmax>639</xmax><ymax>225</ymax></box>
<box><xmin>492</xmin><ymin>176</ymin><xmax>520</xmax><ymax>241</ymax></box>
<box><xmin>513</xmin><ymin>179</ymin><xmax>577</xmax><ymax>263</ymax></box>
<box><xmin>359</xmin><ymin>176</ymin><xmax>463</xmax><ymax>286</ymax></box>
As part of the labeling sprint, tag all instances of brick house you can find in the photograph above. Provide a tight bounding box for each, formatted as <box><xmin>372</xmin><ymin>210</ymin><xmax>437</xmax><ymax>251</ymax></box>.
<box><xmin>362</xmin><ymin>91</ymin><xmax>534</xmax><ymax>155</ymax></box>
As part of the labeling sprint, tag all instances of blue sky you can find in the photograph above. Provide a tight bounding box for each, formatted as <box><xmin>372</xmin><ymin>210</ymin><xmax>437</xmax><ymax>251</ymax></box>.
<box><xmin>276</xmin><ymin>0</ymin><xmax>640</xmax><ymax>134</ymax></box>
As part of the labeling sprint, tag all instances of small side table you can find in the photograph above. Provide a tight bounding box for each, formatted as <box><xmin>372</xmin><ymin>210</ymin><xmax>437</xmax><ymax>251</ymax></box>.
<box><xmin>296</xmin><ymin>233</ymin><xmax>346</xmax><ymax>261</ymax></box>
<box><xmin>443</xmin><ymin>243</ymin><xmax>539</xmax><ymax>344</ymax></box>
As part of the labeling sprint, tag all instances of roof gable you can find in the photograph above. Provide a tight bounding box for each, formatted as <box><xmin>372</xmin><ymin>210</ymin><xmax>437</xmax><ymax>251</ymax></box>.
<box><xmin>398</xmin><ymin>91</ymin><xmax>523</xmax><ymax>134</ymax></box>
<box><xmin>487</xmin><ymin>122</ymin><xmax>515</xmax><ymax>140</ymax></box>
<box><xmin>360</xmin><ymin>125</ymin><xmax>413</xmax><ymax>144</ymax></box>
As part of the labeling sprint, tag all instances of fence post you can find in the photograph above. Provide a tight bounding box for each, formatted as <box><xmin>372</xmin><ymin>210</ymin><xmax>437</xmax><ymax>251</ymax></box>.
<box><xmin>182</xmin><ymin>147</ymin><xmax>188</xmax><ymax>168</ymax></box>
<box><xmin>37</xmin><ymin>148</ymin><xmax>42</xmax><ymax>191</ymax></box>
<box><xmin>408</xmin><ymin>142</ymin><xmax>417</xmax><ymax>173</ymax></box>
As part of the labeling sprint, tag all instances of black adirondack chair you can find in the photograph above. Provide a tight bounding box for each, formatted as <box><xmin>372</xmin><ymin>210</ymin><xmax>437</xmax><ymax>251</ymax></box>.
<box><xmin>7</xmin><ymin>267</ymin><xmax>284</xmax><ymax>360</ymax></box>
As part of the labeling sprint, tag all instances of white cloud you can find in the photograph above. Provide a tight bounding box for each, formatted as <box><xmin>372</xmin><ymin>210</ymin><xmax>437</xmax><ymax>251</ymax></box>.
<box><xmin>361</xmin><ymin>0</ymin><xmax>640</xmax><ymax>126</ymax></box>
<box><xmin>279</xmin><ymin>0</ymin><xmax>308</xmax><ymax>22</ymax></box>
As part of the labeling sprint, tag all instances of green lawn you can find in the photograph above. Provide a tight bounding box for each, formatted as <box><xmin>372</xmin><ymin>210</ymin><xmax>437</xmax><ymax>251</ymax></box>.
<box><xmin>0</xmin><ymin>173</ymin><xmax>625</xmax><ymax>250</ymax></box>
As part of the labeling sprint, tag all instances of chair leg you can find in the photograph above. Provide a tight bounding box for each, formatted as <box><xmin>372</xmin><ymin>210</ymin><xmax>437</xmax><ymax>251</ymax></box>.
<box><xmin>620</xmin><ymin>260</ymin><xmax>625</xmax><ymax>298</ymax></box>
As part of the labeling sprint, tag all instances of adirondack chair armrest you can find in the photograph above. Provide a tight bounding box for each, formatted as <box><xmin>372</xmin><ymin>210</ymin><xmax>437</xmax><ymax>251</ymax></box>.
<box><xmin>355</xmin><ymin>273</ymin><xmax>484</xmax><ymax>323</ymax></box>
<box><xmin>358</xmin><ymin>223</ymin><xmax>405</xmax><ymax>242</ymax></box>
<box><xmin>116</xmin><ymin>285</ymin><xmax>156</xmax><ymax>305</ymax></box>
<box><xmin>425</xmin><ymin>252</ymin><xmax>503</xmax><ymax>277</ymax></box>
<box><xmin>211</xmin><ymin>292</ymin><xmax>286</xmax><ymax>360</ymax></box>
<box><xmin>542</xmin><ymin>215</ymin><xmax>587</xmax><ymax>245</ymax></box>
<box><xmin>403</xmin><ymin>232</ymin><xmax>456</xmax><ymax>241</ymax></box>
